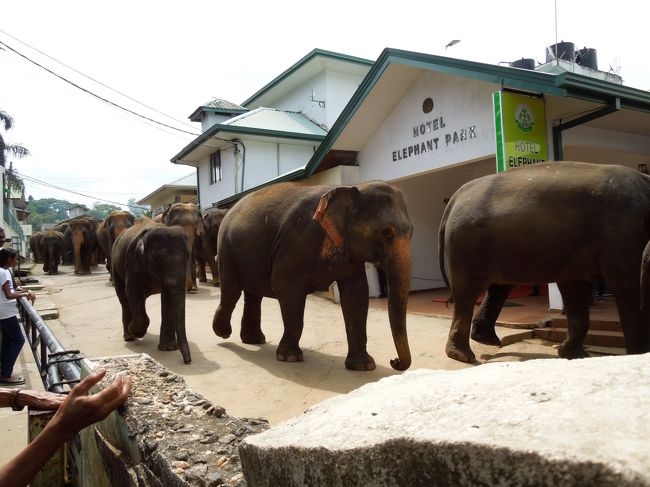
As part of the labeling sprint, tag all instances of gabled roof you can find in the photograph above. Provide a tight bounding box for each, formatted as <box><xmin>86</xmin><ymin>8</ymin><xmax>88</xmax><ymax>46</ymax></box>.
<box><xmin>171</xmin><ymin>109</ymin><xmax>326</xmax><ymax>166</ymax></box>
<box><xmin>188</xmin><ymin>98</ymin><xmax>248</xmax><ymax>122</ymax></box>
<box><xmin>213</xmin><ymin>47</ymin><xmax>650</xmax><ymax>207</ymax></box>
<box><xmin>136</xmin><ymin>173</ymin><xmax>197</xmax><ymax>205</ymax></box>
<box><xmin>242</xmin><ymin>48</ymin><xmax>374</xmax><ymax>109</ymax></box>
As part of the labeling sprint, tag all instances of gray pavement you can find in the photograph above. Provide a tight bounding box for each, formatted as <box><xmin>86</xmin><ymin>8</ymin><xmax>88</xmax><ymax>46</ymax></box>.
<box><xmin>1</xmin><ymin>263</ymin><xmax>560</xmax><ymax>464</ymax></box>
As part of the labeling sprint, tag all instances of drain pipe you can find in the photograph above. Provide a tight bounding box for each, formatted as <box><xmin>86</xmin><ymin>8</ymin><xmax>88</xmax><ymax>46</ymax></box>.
<box><xmin>553</xmin><ymin>97</ymin><xmax>621</xmax><ymax>160</ymax></box>
<box><xmin>233</xmin><ymin>139</ymin><xmax>246</xmax><ymax>192</ymax></box>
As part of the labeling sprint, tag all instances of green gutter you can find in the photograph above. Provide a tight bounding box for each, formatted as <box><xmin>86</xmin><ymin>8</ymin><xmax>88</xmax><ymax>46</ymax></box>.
<box><xmin>242</xmin><ymin>48</ymin><xmax>374</xmax><ymax>107</ymax></box>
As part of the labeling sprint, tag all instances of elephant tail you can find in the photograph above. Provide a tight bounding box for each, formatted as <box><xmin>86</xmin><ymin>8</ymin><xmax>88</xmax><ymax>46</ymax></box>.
<box><xmin>641</xmin><ymin>241</ymin><xmax>650</xmax><ymax>313</ymax></box>
<box><xmin>438</xmin><ymin>200</ymin><xmax>453</xmax><ymax>308</ymax></box>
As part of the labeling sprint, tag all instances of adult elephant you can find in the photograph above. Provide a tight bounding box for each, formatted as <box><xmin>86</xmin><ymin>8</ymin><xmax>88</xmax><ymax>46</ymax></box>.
<box><xmin>112</xmin><ymin>217</ymin><xmax>191</xmax><ymax>363</ymax></box>
<box><xmin>63</xmin><ymin>216</ymin><xmax>99</xmax><ymax>275</ymax></box>
<box><xmin>41</xmin><ymin>230</ymin><xmax>64</xmax><ymax>275</ymax></box>
<box><xmin>161</xmin><ymin>203</ymin><xmax>203</xmax><ymax>293</ymax></box>
<box><xmin>200</xmin><ymin>209</ymin><xmax>228</xmax><ymax>286</ymax></box>
<box><xmin>439</xmin><ymin>161</ymin><xmax>650</xmax><ymax>364</ymax></box>
<box><xmin>213</xmin><ymin>181</ymin><xmax>413</xmax><ymax>371</ymax></box>
<box><xmin>97</xmin><ymin>210</ymin><xmax>135</xmax><ymax>281</ymax></box>
<box><xmin>29</xmin><ymin>231</ymin><xmax>44</xmax><ymax>263</ymax></box>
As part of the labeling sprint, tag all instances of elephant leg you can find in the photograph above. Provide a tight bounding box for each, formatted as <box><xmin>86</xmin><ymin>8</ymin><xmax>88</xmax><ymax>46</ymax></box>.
<box><xmin>212</xmin><ymin>282</ymin><xmax>241</xmax><ymax>339</ymax></box>
<box><xmin>338</xmin><ymin>271</ymin><xmax>375</xmax><ymax>371</ymax></box>
<box><xmin>113</xmin><ymin>274</ymin><xmax>136</xmax><ymax>341</ymax></box>
<box><xmin>471</xmin><ymin>284</ymin><xmax>512</xmax><ymax>346</ymax></box>
<box><xmin>446</xmin><ymin>286</ymin><xmax>482</xmax><ymax>363</ymax></box>
<box><xmin>276</xmin><ymin>291</ymin><xmax>307</xmax><ymax>363</ymax></box>
<box><xmin>190</xmin><ymin>249</ymin><xmax>198</xmax><ymax>291</ymax></box>
<box><xmin>158</xmin><ymin>288</ymin><xmax>179</xmax><ymax>351</ymax></box>
<box><xmin>209</xmin><ymin>252</ymin><xmax>220</xmax><ymax>286</ymax></box>
<box><xmin>556</xmin><ymin>280</ymin><xmax>592</xmax><ymax>359</ymax></box>
<box><xmin>43</xmin><ymin>252</ymin><xmax>50</xmax><ymax>274</ymax></box>
<box><xmin>241</xmin><ymin>291</ymin><xmax>266</xmax><ymax>344</ymax></box>
<box><xmin>608</xmin><ymin>279</ymin><xmax>649</xmax><ymax>355</ymax></box>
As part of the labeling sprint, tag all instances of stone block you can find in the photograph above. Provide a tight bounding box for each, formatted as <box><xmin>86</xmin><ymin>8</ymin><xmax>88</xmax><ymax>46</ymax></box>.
<box><xmin>240</xmin><ymin>354</ymin><xmax>650</xmax><ymax>486</ymax></box>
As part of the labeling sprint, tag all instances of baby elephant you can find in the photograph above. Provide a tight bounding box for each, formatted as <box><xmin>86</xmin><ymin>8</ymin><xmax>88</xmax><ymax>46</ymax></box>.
<box><xmin>41</xmin><ymin>230</ymin><xmax>64</xmax><ymax>275</ymax></box>
<box><xmin>112</xmin><ymin>218</ymin><xmax>191</xmax><ymax>363</ymax></box>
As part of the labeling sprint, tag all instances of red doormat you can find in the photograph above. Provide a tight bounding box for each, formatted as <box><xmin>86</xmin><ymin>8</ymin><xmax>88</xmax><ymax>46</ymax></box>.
<box><xmin>431</xmin><ymin>284</ymin><xmax>548</xmax><ymax>303</ymax></box>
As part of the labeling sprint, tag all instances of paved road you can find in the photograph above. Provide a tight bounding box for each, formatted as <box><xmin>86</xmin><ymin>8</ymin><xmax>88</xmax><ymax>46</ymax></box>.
<box><xmin>1</xmin><ymin>263</ymin><xmax>559</xmax><ymax>463</ymax></box>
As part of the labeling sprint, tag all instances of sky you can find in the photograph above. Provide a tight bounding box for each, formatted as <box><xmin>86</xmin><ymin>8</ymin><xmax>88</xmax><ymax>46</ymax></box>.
<box><xmin>1</xmin><ymin>0</ymin><xmax>649</xmax><ymax>210</ymax></box>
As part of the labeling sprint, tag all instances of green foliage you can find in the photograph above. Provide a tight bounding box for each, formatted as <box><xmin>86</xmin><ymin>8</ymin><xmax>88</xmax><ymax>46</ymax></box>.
<box><xmin>88</xmin><ymin>202</ymin><xmax>123</xmax><ymax>220</ymax></box>
<box><xmin>26</xmin><ymin>198</ymin><xmax>74</xmax><ymax>231</ymax></box>
<box><xmin>127</xmin><ymin>198</ymin><xmax>149</xmax><ymax>218</ymax></box>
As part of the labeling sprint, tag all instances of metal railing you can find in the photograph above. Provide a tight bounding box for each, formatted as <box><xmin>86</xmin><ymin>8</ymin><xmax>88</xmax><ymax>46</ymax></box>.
<box><xmin>3</xmin><ymin>204</ymin><xmax>25</xmax><ymax>238</ymax></box>
<box><xmin>18</xmin><ymin>297</ymin><xmax>82</xmax><ymax>393</ymax></box>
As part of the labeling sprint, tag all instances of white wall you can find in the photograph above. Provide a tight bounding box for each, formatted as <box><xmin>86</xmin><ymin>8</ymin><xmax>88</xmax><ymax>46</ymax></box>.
<box><xmin>278</xmin><ymin>144</ymin><xmax>315</xmax><ymax>174</ymax></box>
<box><xmin>563</xmin><ymin>125</ymin><xmax>650</xmax><ymax>154</ymax></box>
<box><xmin>324</xmin><ymin>71</ymin><xmax>364</xmax><ymax>130</ymax></box>
<box><xmin>358</xmin><ymin>71</ymin><xmax>497</xmax><ymax>183</ymax></box>
<box><xmin>275</xmin><ymin>72</ymin><xmax>328</xmax><ymax>127</ymax></box>
<box><xmin>198</xmin><ymin>148</ymin><xmax>238</xmax><ymax>209</ymax></box>
<box><xmin>202</xmin><ymin>113</ymin><xmax>235</xmax><ymax>132</ymax></box>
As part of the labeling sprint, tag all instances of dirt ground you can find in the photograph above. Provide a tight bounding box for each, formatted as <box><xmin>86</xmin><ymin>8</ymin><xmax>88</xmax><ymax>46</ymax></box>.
<box><xmin>1</xmin><ymin>263</ymin><xmax>560</xmax><ymax>463</ymax></box>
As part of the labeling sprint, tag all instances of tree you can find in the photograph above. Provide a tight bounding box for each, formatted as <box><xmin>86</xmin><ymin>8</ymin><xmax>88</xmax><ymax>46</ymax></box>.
<box><xmin>88</xmin><ymin>202</ymin><xmax>122</xmax><ymax>220</ymax></box>
<box><xmin>127</xmin><ymin>198</ymin><xmax>149</xmax><ymax>218</ymax></box>
<box><xmin>1</xmin><ymin>110</ymin><xmax>30</xmax><ymax>201</ymax></box>
<box><xmin>26</xmin><ymin>198</ymin><xmax>74</xmax><ymax>231</ymax></box>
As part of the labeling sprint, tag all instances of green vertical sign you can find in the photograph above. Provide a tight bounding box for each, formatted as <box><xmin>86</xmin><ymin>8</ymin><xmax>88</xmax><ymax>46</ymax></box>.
<box><xmin>493</xmin><ymin>90</ymin><xmax>548</xmax><ymax>172</ymax></box>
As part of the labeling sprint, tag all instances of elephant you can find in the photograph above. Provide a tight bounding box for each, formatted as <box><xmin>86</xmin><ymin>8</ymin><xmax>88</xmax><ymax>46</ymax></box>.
<box><xmin>212</xmin><ymin>181</ymin><xmax>414</xmax><ymax>371</ymax></box>
<box><xmin>161</xmin><ymin>203</ymin><xmax>203</xmax><ymax>293</ymax></box>
<box><xmin>200</xmin><ymin>209</ymin><xmax>228</xmax><ymax>286</ymax></box>
<box><xmin>41</xmin><ymin>230</ymin><xmax>64</xmax><ymax>275</ymax></box>
<box><xmin>97</xmin><ymin>210</ymin><xmax>135</xmax><ymax>281</ymax></box>
<box><xmin>29</xmin><ymin>231</ymin><xmax>44</xmax><ymax>263</ymax></box>
<box><xmin>439</xmin><ymin>161</ymin><xmax>650</xmax><ymax>364</ymax></box>
<box><xmin>111</xmin><ymin>217</ymin><xmax>191</xmax><ymax>363</ymax></box>
<box><xmin>62</xmin><ymin>216</ymin><xmax>99</xmax><ymax>275</ymax></box>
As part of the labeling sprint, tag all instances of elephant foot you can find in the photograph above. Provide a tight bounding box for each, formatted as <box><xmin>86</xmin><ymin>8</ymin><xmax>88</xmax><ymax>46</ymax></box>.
<box><xmin>345</xmin><ymin>352</ymin><xmax>376</xmax><ymax>371</ymax></box>
<box><xmin>187</xmin><ymin>286</ymin><xmax>198</xmax><ymax>294</ymax></box>
<box><xmin>276</xmin><ymin>346</ymin><xmax>303</xmax><ymax>363</ymax></box>
<box><xmin>212</xmin><ymin>280</ymin><xmax>221</xmax><ymax>287</ymax></box>
<box><xmin>557</xmin><ymin>342</ymin><xmax>590</xmax><ymax>359</ymax></box>
<box><xmin>241</xmin><ymin>331</ymin><xmax>266</xmax><ymax>345</ymax></box>
<box><xmin>212</xmin><ymin>319</ymin><xmax>232</xmax><ymax>339</ymax></box>
<box><xmin>470</xmin><ymin>322</ymin><xmax>502</xmax><ymax>346</ymax></box>
<box><xmin>445</xmin><ymin>340</ymin><xmax>476</xmax><ymax>364</ymax></box>
<box><xmin>123</xmin><ymin>333</ymin><xmax>137</xmax><ymax>342</ymax></box>
<box><xmin>158</xmin><ymin>341</ymin><xmax>179</xmax><ymax>351</ymax></box>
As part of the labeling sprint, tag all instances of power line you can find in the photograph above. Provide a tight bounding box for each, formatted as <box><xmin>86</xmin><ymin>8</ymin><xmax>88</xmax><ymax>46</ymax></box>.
<box><xmin>0</xmin><ymin>27</ymin><xmax>199</xmax><ymax>131</ymax></box>
<box><xmin>0</xmin><ymin>39</ymin><xmax>201</xmax><ymax>136</ymax></box>
<box><xmin>17</xmin><ymin>170</ymin><xmax>150</xmax><ymax>209</ymax></box>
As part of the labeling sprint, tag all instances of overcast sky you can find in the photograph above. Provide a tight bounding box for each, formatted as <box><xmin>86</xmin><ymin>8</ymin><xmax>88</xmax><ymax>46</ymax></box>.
<box><xmin>1</xmin><ymin>0</ymin><xmax>648</xmax><ymax>209</ymax></box>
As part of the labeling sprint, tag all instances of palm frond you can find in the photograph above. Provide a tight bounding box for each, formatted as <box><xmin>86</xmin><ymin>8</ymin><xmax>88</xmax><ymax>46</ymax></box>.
<box><xmin>0</xmin><ymin>111</ymin><xmax>14</xmax><ymax>131</ymax></box>
<box><xmin>6</xmin><ymin>144</ymin><xmax>29</xmax><ymax>159</ymax></box>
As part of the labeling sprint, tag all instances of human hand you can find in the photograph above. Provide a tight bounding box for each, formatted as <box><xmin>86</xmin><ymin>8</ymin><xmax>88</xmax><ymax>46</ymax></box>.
<box><xmin>26</xmin><ymin>291</ymin><xmax>35</xmax><ymax>304</ymax></box>
<box><xmin>17</xmin><ymin>390</ymin><xmax>65</xmax><ymax>411</ymax></box>
<box><xmin>47</xmin><ymin>369</ymin><xmax>132</xmax><ymax>441</ymax></box>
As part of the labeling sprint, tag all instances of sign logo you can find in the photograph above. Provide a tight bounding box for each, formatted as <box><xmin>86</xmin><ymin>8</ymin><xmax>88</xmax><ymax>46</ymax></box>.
<box><xmin>514</xmin><ymin>103</ymin><xmax>534</xmax><ymax>132</ymax></box>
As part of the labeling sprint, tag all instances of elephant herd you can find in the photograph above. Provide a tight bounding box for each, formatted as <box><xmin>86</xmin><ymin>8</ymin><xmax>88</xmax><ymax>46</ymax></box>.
<box><xmin>27</xmin><ymin>162</ymin><xmax>650</xmax><ymax>369</ymax></box>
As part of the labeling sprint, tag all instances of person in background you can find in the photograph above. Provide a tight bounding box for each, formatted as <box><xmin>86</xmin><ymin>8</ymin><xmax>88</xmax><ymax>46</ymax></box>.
<box><xmin>0</xmin><ymin>369</ymin><xmax>132</xmax><ymax>487</ymax></box>
<box><xmin>0</xmin><ymin>248</ymin><xmax>35</xmax><ymax>385</ymax></box>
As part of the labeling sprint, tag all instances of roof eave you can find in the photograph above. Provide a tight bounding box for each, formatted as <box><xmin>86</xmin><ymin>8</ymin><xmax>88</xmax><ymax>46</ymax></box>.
<box><xmin>241</xmin><ymin>48</ymin><xmax>374</xmax><ymax>107</ymax></box>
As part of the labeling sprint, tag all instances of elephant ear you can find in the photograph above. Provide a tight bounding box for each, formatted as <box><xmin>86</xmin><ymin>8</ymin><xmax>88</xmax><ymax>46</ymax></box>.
<box><xmin>312</xmin><ymin>186</ymin><xmax>360</xmax><ymax>250</ymax></box>
<box><xmin>160</xmin><ymin>205</ymin><xmax>172</xmax><ymax>224</ymax></box>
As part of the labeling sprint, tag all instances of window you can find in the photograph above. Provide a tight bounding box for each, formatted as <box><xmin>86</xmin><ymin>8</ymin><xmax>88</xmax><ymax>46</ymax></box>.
<box><xmin>210</xmin><ymin>151</ymin><xmax>222</xmax><ymax>184</ymax></box>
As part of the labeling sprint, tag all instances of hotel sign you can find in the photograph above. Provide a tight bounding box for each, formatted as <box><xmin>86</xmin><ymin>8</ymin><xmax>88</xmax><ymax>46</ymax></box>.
<box><xmin>493</xmin><ymin>91</ymin><xmax>548</xmax><ymax>172</ymax></box>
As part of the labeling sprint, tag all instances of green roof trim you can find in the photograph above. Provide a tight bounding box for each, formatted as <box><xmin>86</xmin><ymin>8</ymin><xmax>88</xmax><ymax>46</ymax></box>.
<box><xmin>303</xmin><ymin>47</ymin><xmax>650</xmax><ymax>177</ymax></box>
<box><xmin>171</xmin><ymin>123</ymin><xmax>325</xmax><ymax>164</ymax></box>
<box><xmin>189</xmin><ymin>107</ymin><xmax>248</xmax><ymax>123</ymax></box>
<box><xmin>241</xmin><ymin>48</ymin><xmax>374</xmax><ymax>107</ymax></box>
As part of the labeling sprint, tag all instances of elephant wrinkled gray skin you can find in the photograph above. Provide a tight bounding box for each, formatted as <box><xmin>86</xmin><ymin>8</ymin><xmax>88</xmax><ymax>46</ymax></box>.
<box><xmin>161</xmin><ymin>203</ymin><xmax>203</xmax><ymax>294</ymax></box>
<box><xmin>200</xmin><ymin>209</ymin><xmax>228</xmax><ymax>286</ymax></box>
<box><xmin>97</xmin><ymin>210</ymin><xmax>135</xmax><ymax>282</ymax></box>
<box><xmin>29</xmin><ymin>231</ymin><xmax>44</xmax><ymax>263</ymax></box>
<box><xmin>57</xmin><ymin>216</ymin><xmax>99</xmax><ymax>272</ymax></box>
<box><xmin>41</xmin><ymin>230</ymin><xmax>64</xmax><ymax>275</ymax></box>
<box><xmin>112</xmin><ymin>217</ymin><xmax>191</xmax><ymax>363</ymax></box>
<box><xmin>213</xmin><ymin>181</ymin><xmax>413</xmax><ymax>371</ymax></box>
<box><xmin>439</xmin><ymin>161</ymin><xmax>650</xmax><ymax>364</ymax></box>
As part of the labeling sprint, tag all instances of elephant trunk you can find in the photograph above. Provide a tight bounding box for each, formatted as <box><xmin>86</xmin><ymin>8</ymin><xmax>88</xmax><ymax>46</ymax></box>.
<box><xmin>384</xmin><ymin>235</ymin><xmax>412</xmax><ymax>371</ymax></box>
<box><xmin>72</xmin><ymin>230</ymin><xmax>84</xmax><ymax>274</ymax></box>
<box><xmin>169</xmin><ymin>283</ymin><xmax>191</xmax><ymax>364</ymax></box>
<box><xmin>641</xmin><ymin>241</ymin><xmax>650</xmax><ymax>314</ymax></box>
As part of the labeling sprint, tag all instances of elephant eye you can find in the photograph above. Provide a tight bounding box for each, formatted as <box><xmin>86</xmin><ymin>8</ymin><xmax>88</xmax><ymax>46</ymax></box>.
<box><xmin>382</xmin><ymin>228</ymin><xmax>395</xmax><ymax>242</ymax></box>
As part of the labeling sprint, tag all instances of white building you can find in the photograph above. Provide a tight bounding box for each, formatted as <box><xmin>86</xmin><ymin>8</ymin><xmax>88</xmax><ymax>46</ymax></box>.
<box><xmin>171</xmin><ymin>45</ymin><xmax>650</xmax><ymax>294</ymax></box>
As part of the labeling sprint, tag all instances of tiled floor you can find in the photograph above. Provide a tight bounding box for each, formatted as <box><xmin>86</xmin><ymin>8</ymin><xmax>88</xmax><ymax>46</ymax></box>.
<box><xmin>370</xmin><ymin>286</ymin><xmax>621</xmax><ymax>328</ymax></box>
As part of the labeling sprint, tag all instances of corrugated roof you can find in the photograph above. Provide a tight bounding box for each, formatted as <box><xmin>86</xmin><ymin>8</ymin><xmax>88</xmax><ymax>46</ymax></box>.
<box><xmin>202</xmin><ymin>98</ymin><xmax>248</xmax><ymax>111</ymax></box>
<box><xmin>222</xmin><ymin>107</ymin><xmax>327</xmax><ymax>136</ymax></box>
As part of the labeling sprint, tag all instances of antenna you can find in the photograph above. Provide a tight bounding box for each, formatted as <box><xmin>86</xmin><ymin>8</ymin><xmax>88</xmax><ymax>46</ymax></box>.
<box><xmin>554</xmin><ymin>0</ymin><xmax>558</xmax><ymax>63</ymax></box>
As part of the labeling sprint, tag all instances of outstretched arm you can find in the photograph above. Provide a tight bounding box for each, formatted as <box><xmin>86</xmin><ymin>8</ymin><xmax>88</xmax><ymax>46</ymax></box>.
<box><xmin>0</xmin><ymin>369</ymin><xmax>132</xmax><ymax>487</ymax></box>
